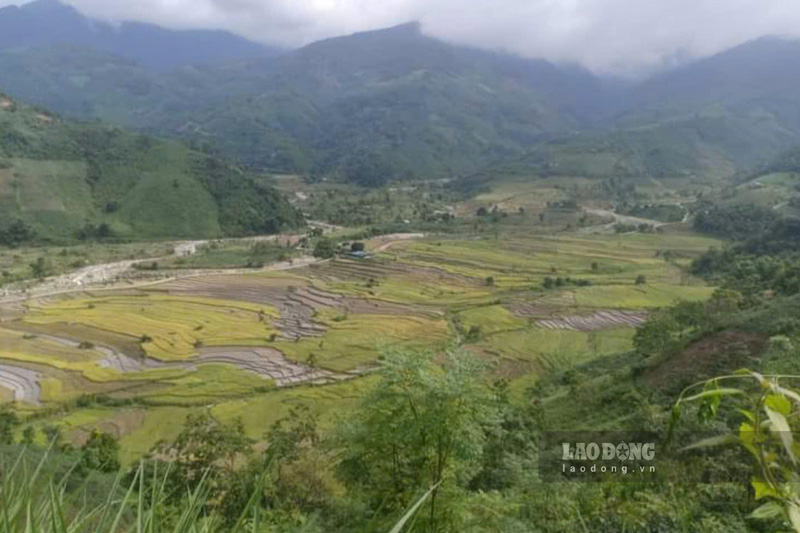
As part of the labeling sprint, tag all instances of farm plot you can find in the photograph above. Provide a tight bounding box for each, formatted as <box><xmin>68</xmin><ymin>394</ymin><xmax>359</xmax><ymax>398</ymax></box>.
<box><xmin>274</xmin><ymin>311</ymin><xmax>449</xmax><ymax>372</ymax></box>
<box><xmin>393</xmin><ymin>233</ymin><xmax>720</xmax><ymax>289</ymax></box>
<box><xmin>0</xmin><ymin>363</ymin><xmax>41</xmax><ymax>404</ymax></box>
<box><xmin>573</xmin><ymin>283</ymin><xmax>714</xmax><ymax>308</ymax></box>
<box><xmin>479</xmin><ymin>327</ymin><xmax>635</xmax><ymax>370</ymax></box>
<box><xmin>536</xmin><ymin>310</ymin><xmax>648</xmax><ymax>331</ymax></box>
<box><xmin>24</xmin><ymin>295</ymin><xmax>280</xmax><ymax>360</ymax></box>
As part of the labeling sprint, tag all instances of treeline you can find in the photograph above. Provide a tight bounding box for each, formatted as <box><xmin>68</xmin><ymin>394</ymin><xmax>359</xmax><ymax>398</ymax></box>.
<box><xmin>692</xmin><ymin>204</ymin><xmax>800</xmax><ymax>299</ymax></box>
<box><xmin>692</xmin><ymin>203</ymin><xmax>781</xmax><ymax>241</ymax></box>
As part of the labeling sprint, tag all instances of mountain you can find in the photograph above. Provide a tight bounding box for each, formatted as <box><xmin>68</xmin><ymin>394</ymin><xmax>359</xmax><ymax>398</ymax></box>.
<box><xmin>462</xmin><ymin>36</ymin><xmax>800</xmax><ymax>185</ymax></box>
<box><xmin>0</xmin><ymin>92</ymin><xmax>303</xmax><ymax>243</ymax></box>
<box><xmin>3</xmin><ymin>9</ymin><xmax>800</xmax><ymax>186</ymax></box>
<box><xmin>0</xmin><ymin>19</ymin><xmax>609</xmax><ymax>183</ymax></box>
<box><xmin>608</xmin><ymin>37</ymin><xmax>800</xmax><ymax>173</ymax></box>
<box><xmin>0</xmin><ymin>0</ymin><xmax>279</xmax><ymax>70</ymax></box>
<box><xmin>628</xmin><ymin>37</ymin><xmax>800</xmax><ymax>125</ymax></box>
<box><xmin>142</xmin><ymin>23</ymin><xmax>610</xmax><ymax>182</ymax></box>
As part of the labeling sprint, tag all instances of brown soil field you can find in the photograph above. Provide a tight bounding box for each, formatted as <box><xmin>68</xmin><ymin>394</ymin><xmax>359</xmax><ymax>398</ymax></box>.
<box><xmin>642</xmin><ymin>331</ymin><xmax>766</xmax><ymax>393</ymax></box>
<box><xmin>0</xmin><ymin>362</ymin><xmax>41</xmax><ymax>404</ymax></box>
<box><xmin>536</xmin><ymin>310</ymin><xmax>648</xmax><ymax>331</ymax></box>
<box><xmin>71</xmin><ymin>409</ymin><xmax>147</xmax><ymax>445</ymax></box>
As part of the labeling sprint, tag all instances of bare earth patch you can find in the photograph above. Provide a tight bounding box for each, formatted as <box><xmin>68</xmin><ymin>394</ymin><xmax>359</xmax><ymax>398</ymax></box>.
<box><xmin>642</xmin><ymin>331</ymin><xmax>766</xmax><ymax>392</ymax></box>
<box><xmin>195</xmin><ymin>347</ymin><xmax>343</xmax><ymax>386</ymax></box>
<box><xmin>536</xmin><ymin>310</ymin><xmax>648</xmax><ymax>331</ymax></box>
<box><xmin>72</xmin><ymin>409</ymin><xmax>146</xmax><ymax>445</ymax></box>
<box><xmin>0</xmin><ymin>363</ymin><xmax>41</xmax><ymax>404</ymax></box>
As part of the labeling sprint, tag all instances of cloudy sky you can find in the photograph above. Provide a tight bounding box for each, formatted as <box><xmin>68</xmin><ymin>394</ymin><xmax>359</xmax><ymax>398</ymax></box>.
<box><xmin>6</xmin><ymin>0</ymin><xmax>800</xmax><ymax>74</ymax></box>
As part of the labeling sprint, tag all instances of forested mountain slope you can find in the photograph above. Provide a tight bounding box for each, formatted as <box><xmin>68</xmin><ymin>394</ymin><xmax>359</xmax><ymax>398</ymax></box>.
<box><xmin>2</xmin><ymin>3</ymin><xmax>800</xmax><ymax>185</ymax></box>
<box><xmin>0</xmin><ymin>94</ymin><xmax>303</xmax><ymax>244</ymax></box>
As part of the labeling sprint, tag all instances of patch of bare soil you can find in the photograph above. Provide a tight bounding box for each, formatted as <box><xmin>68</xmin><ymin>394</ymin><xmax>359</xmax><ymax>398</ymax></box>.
<box><xmin>195</xmin><ymin>346</ymin><xmax>341</xmax><ymax>386</ymax></box>
<box><xmin>72</xmin><ymin>409</ymin><xmax>146</xmax><ymax>445</ymax></box>
<box><xmin>507</xmin><ymin>301</ymin><xmax>557</xmax><ymax>318</ymax></box>
<box><xmin>0</xmin><ymin>362</ymin><xmax>41</xmax><ymax>404</ymax></box>
<box><xmin>0</xmin><ymin>301</ymin><xmax>26</xmax><ymax>322</ymax></box>
<box><xmin>641</xmin><ymin>331</ymin><xmax>766</xmax><ymax>392</ymax></box>
<box><xmin>369</xmin><ymin>233</ymin><xmax>424</xmax><ymax>252</ymax></box>
<box><xmin>156</xmin><ymin>274</ymin><xmax>299</xmax><ymax>305</ymax></box>
<box><xmin>537</xmin><ymin>310</ymin><xmax>648</xmax><ymax>332</ymax></box>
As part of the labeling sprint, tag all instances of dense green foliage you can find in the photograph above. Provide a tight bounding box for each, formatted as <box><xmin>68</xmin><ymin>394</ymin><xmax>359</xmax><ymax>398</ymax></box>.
<box><xmin>692</xmin><ymin>203</ymin><xmax>800</xmax><ymax>299</ymax></box>
<box><xmin>692</xmin><ymin>204</ymin><xmax>781</xmax><ymax>240</ymax></box>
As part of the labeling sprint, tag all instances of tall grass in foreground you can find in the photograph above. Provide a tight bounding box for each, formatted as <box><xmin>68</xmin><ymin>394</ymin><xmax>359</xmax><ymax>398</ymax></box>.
<box><xmin>0</xmin><ymin>447</ymin><xmax>432</xmax><ymax>533</ymax></box>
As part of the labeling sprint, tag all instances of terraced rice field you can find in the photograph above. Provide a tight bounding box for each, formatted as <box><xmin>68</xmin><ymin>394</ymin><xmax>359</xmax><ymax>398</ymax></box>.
<box><xmin>536</xmin><ymin>310</ymin><xmax>648</xmax><ymax>331</ymax></box>
<box><xmin>0</xmin><ymin>229</ymin><xmax>720</xmax><ymax>460</ymax></box>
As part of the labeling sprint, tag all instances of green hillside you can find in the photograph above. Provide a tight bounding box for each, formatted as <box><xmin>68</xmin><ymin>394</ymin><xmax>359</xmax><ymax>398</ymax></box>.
<box><xmin>0</xmin><ymin>23</ymin><xmax>603</xmax><ymax>183</ymax></box>
<box><xmin>0</xmin><ymin>94</ymin><xmax>303</xmax><ymax>244</ymax></box>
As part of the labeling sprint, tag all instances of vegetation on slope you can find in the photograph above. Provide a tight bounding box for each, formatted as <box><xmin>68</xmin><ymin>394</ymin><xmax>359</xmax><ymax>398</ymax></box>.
<box><xmin>0</xmin><ymin>93</ymin><xmax>303</xmax><ymax>244</ymax></box>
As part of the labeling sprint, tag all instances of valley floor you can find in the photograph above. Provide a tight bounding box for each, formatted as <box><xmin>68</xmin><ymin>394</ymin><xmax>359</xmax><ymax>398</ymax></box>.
<box><xmin>0</xmin><ymin>222</ymin><xmax>720</xmax><ymax>462</ymax></box>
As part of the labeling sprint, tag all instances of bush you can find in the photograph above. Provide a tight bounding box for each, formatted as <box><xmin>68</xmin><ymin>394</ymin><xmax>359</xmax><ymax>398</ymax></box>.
<box><xmin>313</xmin><ymin>238</ymin><xmax>336</xmax><ymax>259</ymax></box>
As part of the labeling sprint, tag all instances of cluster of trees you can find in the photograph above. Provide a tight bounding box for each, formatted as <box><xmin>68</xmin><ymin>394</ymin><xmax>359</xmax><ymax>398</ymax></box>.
<box><xmin>542</xmin><ymin>275</ymin><xmax>593</xmax><ymax>289</ymax></box>
<box><xmin>615</xmin><ymin>203</ymin><xmax>685</xmax><ymax>223</ymax></box>
<box><xmin>76</xmin><ymin>221</ymin><xmax>113</xmax><ymax>241</ymax></box>
<box><xmin>693</xmin><ymin>206</ymin><xmax>800</xmax><ymax>300</ymax></box>
<box><xmin>0</xmin><ymin>219</ymin><xmax>35</xmax><ymax>247</ymax></box>
<box><xmin>192</xmin><ymin>155</ymin><xmax>305</xmax><ymax>236</ymax></box>
<box><xmin>692</xmin><ymin>203</ymin><xmax>780</xmax><ymax>241</ymax></box>
<box><xmin>614</xmin><ymin>222</ymin><xmax>656</xmax><ymax>233</ymax></box>
<box><xmin>693</xmin><ymin>248</ymin><xmax>800</xmax><ymax>299</ymax></box>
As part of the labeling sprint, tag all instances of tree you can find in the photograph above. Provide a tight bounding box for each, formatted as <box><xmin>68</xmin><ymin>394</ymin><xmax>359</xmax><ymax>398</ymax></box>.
<box><xmin>29</xmin><ymin>257</ymin><xmax>51</xmax><ymax>279</ymax></box>
<box><xmin>669</xmin><ymin>300</ymin><xmax>707</xmax><ymax>335</ymax></box>
<box><xmin>338</xmin><ymin>348</ymin><xmax>497</xmax><ymax>532</ymax></box>
<box><xmin>21</xmin><ymin>426</ymin><xmax>35</xmax><ymax>445</ymax></box>
<box><xmin>633</xmin><ymin>313</ymin><xmax>678</xmax><ymax>356</ymax></box>
<box><xmin>0</xmin><ymin>219</ymin><xmax>35</xmax><ymax>247</ymax></box>
<box><xmin>0</xmin><ymin>407</ymin><xmax>19</xmax><ymax>444</ymax></box>
<box><xmin>673</xmin><ymin>372</ymin><xmax>800</xmax><ymax>532</ymax></box>
<box><xmin>157</xmin><ymin>413</ymin><xmax>252</xmax><ymax>487</ymax></box>
<box><xmin>313</xmin><ymin>238</ymin><xmax>336</xmax><ymax>259</ymax></box>
<box><xmin>80</xmin><ymin>430</ymin><xmax>120</xmax><ymax>472</ymax></box>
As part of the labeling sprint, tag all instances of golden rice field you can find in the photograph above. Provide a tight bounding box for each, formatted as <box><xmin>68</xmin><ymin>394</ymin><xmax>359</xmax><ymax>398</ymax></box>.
<box><xmin>25</xmin><ymin>295</ymin><xmax>280</xmax><ymax>361</ymax></box>
<box><xmin>0</xmin><ymin>229</ymin><xmax>721</xmax><ymax>460</ymax></box>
